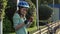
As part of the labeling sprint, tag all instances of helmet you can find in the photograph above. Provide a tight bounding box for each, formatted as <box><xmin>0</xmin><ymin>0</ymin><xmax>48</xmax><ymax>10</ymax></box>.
<box><xmin>18</xmin><ymin>1</ymin><xmax>29</xmax><ymax>8</ymax></box>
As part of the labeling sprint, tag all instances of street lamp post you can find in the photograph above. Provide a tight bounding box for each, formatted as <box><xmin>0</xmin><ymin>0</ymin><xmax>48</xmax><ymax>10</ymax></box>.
<box><xmin>36</xmin><ymin>0</ymin><xmax>39</xmax><ymax>29</ymax></box>
<box><xmin>36</xmin><ymin>0</ymin><xmax>41</xmax><ymax>34</ymax></box>
<box><xmin>52</xmin><ymin>0</ymin><xmax>55</xmax><ymax>34</ymax></box>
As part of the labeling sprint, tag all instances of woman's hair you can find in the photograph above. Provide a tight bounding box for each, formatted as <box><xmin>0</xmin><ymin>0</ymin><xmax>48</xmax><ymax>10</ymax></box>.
<box><xmin>18</xmin><ymin>6</ymin><xmax>24</xmax><ymax>15</ymax></box>
<box><xmin>16</xmin><ymin>6</ymin><xmax>28</xmax><ymax>16</ymax></box>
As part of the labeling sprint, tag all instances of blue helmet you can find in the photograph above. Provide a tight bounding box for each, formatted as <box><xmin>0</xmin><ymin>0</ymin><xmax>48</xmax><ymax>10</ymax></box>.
<box><xmin>18</xmin><ymin>1</ymin><xmax>29</xmax><ymax>8</ymax></box>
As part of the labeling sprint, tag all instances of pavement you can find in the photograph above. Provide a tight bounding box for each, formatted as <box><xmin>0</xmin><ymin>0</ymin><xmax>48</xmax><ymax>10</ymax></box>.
<box><xmin>58</xmin><ymin>31</ymin><xmax>60</xmax><ymax>34</ymax></box>
<box><xmin>57</xmin><ymin>30</ymin><xmax>60</xmax><ymax>34</ymax></box>
<box><xmin>55</xmin><ymin>28</ymin><xmax>60</xmax><ymax>34</ymax></box>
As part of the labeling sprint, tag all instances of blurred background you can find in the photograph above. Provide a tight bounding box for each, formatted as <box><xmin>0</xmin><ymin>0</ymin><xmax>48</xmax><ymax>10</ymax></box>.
<box><xmin>0</xmin><ymin>0</ymin><xmax>60</xmax><ymax>34</ymax></box>
<box><xmin>1</xmin><ymin>0</ymin><xmax>36</xmax><ymax>34</ymax></box>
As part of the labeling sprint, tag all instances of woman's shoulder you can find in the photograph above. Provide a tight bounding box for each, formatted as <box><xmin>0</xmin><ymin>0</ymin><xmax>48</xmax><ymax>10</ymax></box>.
<box><xmin>13</xmin><ymin>13</ymin><xmax>20</xmax><ymax>18</ymax></box>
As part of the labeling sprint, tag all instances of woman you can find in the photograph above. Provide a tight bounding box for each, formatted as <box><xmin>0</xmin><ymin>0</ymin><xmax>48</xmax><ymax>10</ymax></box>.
<box><xmin>13</xmin><ymin>1</ymin><xmax>33</xmax><ymax>34</ymax></box>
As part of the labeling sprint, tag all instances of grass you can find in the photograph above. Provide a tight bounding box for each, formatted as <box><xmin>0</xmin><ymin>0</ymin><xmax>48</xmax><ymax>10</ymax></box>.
<box><xmin>9</xmin><ymin>32</ymin><xmax>16</xmax><ymax>34</ymax></box>
<box><xmin>4</xmin><ymin>25</ymin><xmax>47</xmax><ymax>34</ymax></box>
<box><xmin>27</xmin><ymin>26</ymin><xmax>37</xmax><ymax>32</ymax></box>
<box><xmin>3</xmin><ymin>32</ymin><xmax>16</xmax><ymax>34</ymax></box>
<box><xmin>27</xmin><ymin>26</ymin><xmax>46</xmax><ymax>32</ymax></box>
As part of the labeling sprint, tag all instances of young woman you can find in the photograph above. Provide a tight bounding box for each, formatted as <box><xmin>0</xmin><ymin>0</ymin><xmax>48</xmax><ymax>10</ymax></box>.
<box><xmin>13</xmin><ymin>1</ymin><xmax>33</xmax><ymax>34</ymax></box>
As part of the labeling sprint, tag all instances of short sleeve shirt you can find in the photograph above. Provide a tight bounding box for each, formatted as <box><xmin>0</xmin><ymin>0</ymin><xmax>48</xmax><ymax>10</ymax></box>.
<box><xmin>13</xmin><ymin>13</ymin><xmax>27</xmax><ymax>34</ymax></box>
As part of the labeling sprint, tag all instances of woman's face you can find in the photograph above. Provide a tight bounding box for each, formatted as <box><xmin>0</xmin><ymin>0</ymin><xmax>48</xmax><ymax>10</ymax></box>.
<box><xmin>20</xmin><ymin>8</ymin><xmax>27</xmax><ymax>15</ymax></box>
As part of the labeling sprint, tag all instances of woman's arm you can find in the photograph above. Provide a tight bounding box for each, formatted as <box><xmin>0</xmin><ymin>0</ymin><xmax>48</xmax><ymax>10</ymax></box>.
<box><xmin>13</xmin><ymin>18</ymin><xmax>25</xmax><ymax>30</ymax></box>
<box><xmin>15</xmin><ymin>23</ymin><xmax>25</xmax><ymax>30</ymax></box>
<box><xmin>26</xmin><ymin>22</ymin><xmax>32</xmax><ymax>28</ymax></box>
<box><xmin>26</xmin><ymin>16</ymin><xmax>34</xmax><ymax>28</ymax></box>
<box><xmin>13</xmin><ymin>13</ymin><xmax>26</xmax><ymax>31</ymax></box>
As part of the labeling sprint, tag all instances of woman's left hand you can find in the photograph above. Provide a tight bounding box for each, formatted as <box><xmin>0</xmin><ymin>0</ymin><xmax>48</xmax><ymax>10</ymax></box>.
<box><xmin>28</xmin><ymin>16</ymin><xmax>34</xmax><ymax>22</ymax></box>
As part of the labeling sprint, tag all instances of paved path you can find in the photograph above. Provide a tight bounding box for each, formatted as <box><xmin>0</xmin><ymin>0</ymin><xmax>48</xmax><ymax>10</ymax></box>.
<box><xmin>55</xmin><ymin>28</ymin><xmax>60</xmax><ymax>34</ymax></box>
<box><xmin>57</xmin><ymin>29</ymin><xmax>60</xmax><ymax>34</ymax></box>
<box><xmin>57</xmin><ymin>31</ymin><xmax>60</xmax><ymax>34</ymax></box>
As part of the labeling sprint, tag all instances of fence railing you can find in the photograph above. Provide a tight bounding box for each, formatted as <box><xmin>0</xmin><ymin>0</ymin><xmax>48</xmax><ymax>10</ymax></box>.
<box><xmin>33</xmin><ymin>21</ymin><xmax>60</xmax><ymax>34</ymax></box>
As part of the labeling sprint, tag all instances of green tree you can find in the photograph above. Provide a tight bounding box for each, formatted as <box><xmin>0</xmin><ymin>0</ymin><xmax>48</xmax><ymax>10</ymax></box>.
<box><xmin>3</xmin><ymin>0</ymin><xmax>36</xmax><ymax>33</ymax></box>
<box><xmin>26</xmin><ymin>0</ymin><xmax>36</xmax><ymax>27</ymax></box>
<box><xmin>3</xmin><ymin>0</ymin><xmax>16</xmax><ymax>33</ymax></box>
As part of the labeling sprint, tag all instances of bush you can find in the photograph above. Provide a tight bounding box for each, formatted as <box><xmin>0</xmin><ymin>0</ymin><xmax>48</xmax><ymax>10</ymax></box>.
<box><xmin>3</xmin><ymin>0</ymin><xmax>36</xmax><ymax>33</ymax></box>
<box><xmin>3</xmin><ymin>15</ymin><xmax>12</xmax><ymax>32</ymax></box>
<box><xmin>3</xmin><ymin>0</ymin><xmax>16</xmax><ymax>33</ymax></box>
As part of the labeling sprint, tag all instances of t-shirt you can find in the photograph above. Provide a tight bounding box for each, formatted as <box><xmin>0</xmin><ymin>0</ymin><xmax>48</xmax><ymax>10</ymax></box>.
<box><xmin>13</xmin><ymin>13</ymin><xmax>27</xmax><ymax>34</ymax></box>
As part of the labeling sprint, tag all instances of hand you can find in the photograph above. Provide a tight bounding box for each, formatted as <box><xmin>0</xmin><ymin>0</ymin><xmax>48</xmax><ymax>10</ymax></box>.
<box><xmin>28</xmin><ymin>16</ymin><xmax>33</xmax><ymax>22</ymax></box>
<box><xmin>24</xmin><ymin>16</ymin><xmax>33</xmax><ymax>24</ymax></box>
<box><xmin>24</xmin><ymin>20</ymin><xmax>28</xmax><ymax>24</ymax></box>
